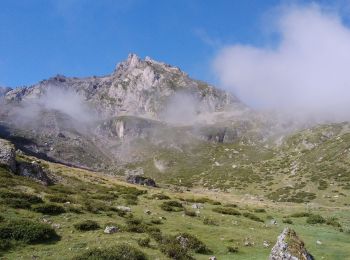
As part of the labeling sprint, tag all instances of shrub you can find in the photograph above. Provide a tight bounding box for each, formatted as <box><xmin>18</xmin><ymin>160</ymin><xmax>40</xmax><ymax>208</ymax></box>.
<box><xmin>46</xmin><ymin>194</ymin><xmax>71</xmax><ymax>203</ymax></box>
<box><xmin>227</xmin><ymin>246</ymin><xmax>239</xmax><ymax>253</ymax></box>
<box><xmin>212</xmin><ymin>201</ymin><xmax>222</xmax><ymax>205</ymax></box>
<box><xmin>184</xmin><ymin>208</ymin><xmax>197</xmax><ymax>217</ymax></box>
<box><xmin>176</xmin><ymin>233</ymin><xmax>212</xmax><ymax>254</ymax></box>
<box><xmin>0</xmin><ymin>239</ymin><xmax>11</xmax><ymax>252</ymax></box>
<box><xmin>289</xmin><ymin>212</ymin><xmax>311</xmax><ymax>218</ymax></box>
<box><xmin>160</xmin><ymin>243</ymin><xmax>192</xmax><ymax>260</ymax></box>
<box><xmin>73</xmin><ymin>244</ymin><xmax>147</xmax><ymax>260</ymax></box>
<box><xmin>282</xmin><ymin>219</ymin><xmax>293</xmax><ymax>224</ymax></box>
<box><xmin>150</xmin><ymin>219</ymin><xmax>163</xmax><ymax>225</ymax></box>
<box><xmin>137</xmin><ymin>237</ymin><xmax>151</xmax><ymax>247</ymax></box>
<box><xmin>212</xmin><ymin>207</ymin><xmax>241</xmax><ymax>216</ymax></box>
<box><xmin>325</xmin><ymin>217</ymin><xmax>341</xmax><ymax>228</ymax></box>
<box><xmin>306</xmin><ymin>214</ymin><xmax>326</xmax><ymax>224</ymax></box>
<box><xmin>124</xmin><ymin>218</ymin><xmax>148</xmax><ymax>233</ymax></box>
<box><xmin>0</xmin><ymin>190</ymin><xmax>43</xmax><ymax>204</ymax></box>
<box><xmin>3</xmin><ymin>198</ymin><xmax>31</xmax><ymax>209</ymax></box>
<box><xmin>160</xmin><ymin>201</ymin><xmax>183</xmax><ymax>212</ymax></box>
<box><xmin>32</xmin><ymin>204</ymin><xmax>65</xmax><ymax>215</ymax></box>
<box><xmin>0</xmin><ymin>220</ymin><xmax>59</xmax><ymax>243</ymax></box>
<box><xmin>152</xmin><ymin>193</ymin><xmax>170</xmax><ymax>200</ymax></box>
<box><xmin>224</xmin><ymin>203</ymin><xmax>238</xmax><ymax>208</ymax></box>
<box><xmin>254</xmin><ymin>208</ymin><xmax>266</xmax><ymax>213</ymax></box>
<box><xmin>242</xmin><ymin>212</ymin><xmax>264</xmax><ymax>222</ymax></box>
<box><xmin>203</xmin><ymin>217</ymin><xmax>218</xmax><ymax>226</ymax></box>
<box><xmin>74</xmin><ymin>220</ymin><xmax>100</xmax><ymax>231</ymax></box>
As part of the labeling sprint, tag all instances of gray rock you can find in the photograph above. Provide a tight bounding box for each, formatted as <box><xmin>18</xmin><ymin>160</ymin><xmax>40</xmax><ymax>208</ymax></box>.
<box><xmin>116</xmin><ymin>206</ymin><xmax>131</xmax><ymax>212</ymax></box>
<box><xmin>0</xmin><ymin>138</ymin><xmax>16</xmax><ymax>172</ymax></box>
<box><xmin>191</xmin><ymin>203</ymin><xmax>203</xmax><ymax>209</ymax></box>
<box><xmin>126</xmin><ymin>174</ymin><xmax>156</xmax><ymax>187</ymax></box>
<box><xmin>16</xmin><ymin>161</ymin><xmax>53</xmax><ymax>185</ymax></box>
<box><xmin>209</xmin><ymin>257</ymin><xmax>217</xmax><ymax>260</ymax></box>
<box><xmin>104</xmin><ymin>226</ymin><xmax>118</xmax><ymax>234</ymax></box>
<box><xmin>269</xmin><ymin>228</ymin><xmax>314</xmax><ymax>260</ymax></box>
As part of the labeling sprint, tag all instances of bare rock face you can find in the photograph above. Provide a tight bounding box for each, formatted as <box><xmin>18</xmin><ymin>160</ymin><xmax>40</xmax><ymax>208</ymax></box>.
<box><xmin>269</xmin><ymin>228</ymin><xmax>314</xmax><ymax>260</ymax></box>
<box><xmin>126</xmin><ymin>174</ymin><xmax>156</xmax><ymax>187</ymax></box>
<box><xmin>0</xmin><ymin>138</ymin><xmax>16</xmax><ymax>172</ymax></box>
<box><xmin>16</xmin><ymin>161</ymin><xmax>53</xmax><ymax>185</ymax></box>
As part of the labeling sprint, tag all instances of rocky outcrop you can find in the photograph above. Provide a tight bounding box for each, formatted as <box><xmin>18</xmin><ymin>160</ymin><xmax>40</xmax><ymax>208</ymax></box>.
<box><xmin>0</xmin><ymin>87</ymin><xmax>12</xmax><ymax>97</ymax></box>
<box><xmin>126</xmin><ymin>174</ymin><xmax>156</xmax><ymax>187</ymax></box>
<box><xmin>16</xmin><ymin>161</ymin><xmax>53</xmax><ymax>185</ymax></box>
<box><xmin>269</xmin><ymin>228</ymin><xmax>314</xmax><ymax>260</ymax></box>
<box><xmin>0</xmin><ymin>138</ymin><xmax>16</xmax><ymax>172</ymax></box>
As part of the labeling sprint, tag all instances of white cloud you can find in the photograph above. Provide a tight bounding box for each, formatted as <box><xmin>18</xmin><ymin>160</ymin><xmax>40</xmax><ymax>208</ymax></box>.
<box><xmin>214</xmin><ymin>4</ymin><xmax>350</xmax><ymax>121</ymax></box>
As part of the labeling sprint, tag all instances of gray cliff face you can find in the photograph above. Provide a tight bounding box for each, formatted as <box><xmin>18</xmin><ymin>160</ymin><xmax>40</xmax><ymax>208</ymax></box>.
<box><xmin>0</xmin><ymin>138</ymin><xmax>16</xmax><ymax>172</ymax></box>
<box><xmin>4</xmin><ymin>54</ymin><xmax>239</xmax><ymax>119</ymax></box>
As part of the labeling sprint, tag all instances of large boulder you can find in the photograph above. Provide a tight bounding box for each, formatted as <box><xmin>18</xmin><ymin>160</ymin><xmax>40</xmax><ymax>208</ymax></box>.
<box><xmin>0</xmin><ymin>138</ymin><xmax>16</xmax><ymax>172</ymax></box>
<box><xmin>269</xmin><ymin>228</ymin><xmax>314</xmax><ymax>260</ymax></box>
<box><xmin>17</xmin><ymin>161</ymin><xmax>53</xmax><ymax>185</ymax></box>
<box><xmin>126</xmin><ymin>174</ymin><xmax>156</xmax><ymax>187</ymax></box>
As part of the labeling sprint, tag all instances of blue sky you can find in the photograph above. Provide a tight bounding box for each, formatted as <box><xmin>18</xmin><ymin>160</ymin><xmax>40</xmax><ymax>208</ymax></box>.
<box><xmin>0</xmin><ymin>0</ymin><xmax>346</xmax><ymax>87</ymax></box>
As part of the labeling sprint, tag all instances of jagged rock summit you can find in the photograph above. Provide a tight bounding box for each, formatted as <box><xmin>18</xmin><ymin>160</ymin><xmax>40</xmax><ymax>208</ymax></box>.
<box><xmin>3</xmin><ymin>53</ymin><xmax>240</xmax><ymax>119</ymax></box>
<box><xmin>269</xmin><ymin>228</ymin><xmax>314</xmax><ymax>260</ymax></box>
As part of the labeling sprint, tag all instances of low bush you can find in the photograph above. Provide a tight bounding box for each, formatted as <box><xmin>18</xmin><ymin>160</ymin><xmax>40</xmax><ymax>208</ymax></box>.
<box><xmin>224</xmin><ymin>203</ymin><xmax>238</xmax><ymax>208</ymax></box>
<box><xmin>73</xmin><ymin>244</ymin><xmax>147</xmax><ymax>260</ymax></box>
<box><xmin>176</xmin><ymin>233</ymin><xmax>212</xmax><ymax>254</ymax></box>
<box><xmin>212</xmin><ymin>207</ymin><xmax>241</xmax><ymax>216</ymax></box>
<box><xmin>227</xmin><ymin>246</ymin><xmax>239</xmax><ymax>253</ymax></box>
<box><xmin>203</xmin><ymin>217</ymin><xmax>218</xmax><ymax>226</ymax></box>
<box><xmin>306</xmin><ymin>214</ymin><xmax>326</xmax><ymax>224</ymax></box>
<box><xmin>74</xmin><ymin>220</ymin><xmax>100</xmax><ymax>231</ymax></box>
<box><xmin>124</xmin><ymin>218</ymin><xmax>148</xmax><ymax>233</ymax></box>
<box><xmin>152</xmin><ymin>193</ymin><xmax>170</xmax><ymax>200</ymax></box>
<box><xmin>160</xmin><ymin>201</ymin><xmax>183</xmax><ymax>212</ymax></box>
<box><xmin>289</xmin><ymin>212</ymin><xmax>311</xmax><ymax>218</ymax></box>
<box><xmin>150</xmin><ymin>219</ymin><xmax>163</xmax><ymax>225</ymax></box>
<box><xmin>46</xmin><ymin>194</ymin><xmax>72</xmax><ymax>203</ymax></box>
<box><xmin>282</xmin><ymin>218</ymin><xmax>293</xmax><ymax>224</ymax></box>
<box><xmin>0</xmin><ymin>190</ymin><xmax>43</xmax><ymax>204</ymax></box>
<box><xmin>184</xmin><ymin>208</ymin><xmax>197</xmax><ymax>217</ymax></box>
<box><xmin>137</xmin><ymin>237</ymin><xmax>151</xmax><ymax>247</ymax></box>
<box><xmin>0</xmin><ymin>238</ymin><xmax>11</xmax><ymax>252</ymax></box>
<box><xmin>32</xmin><ymin>204</ymin><xmax>65</xmax><ymax>215</ymax></box>
<box><xmin>325</xmin><ymin>217</ymin><xmax>342</xmax><ymax>228</ymax></box>
<box><xmin>2</xmin><ymin>198</ymin><xmax>31</xmax><ymax>209</ymax></box>
<box><xmin>254</xmin><ymin>208</ymin><xmax>266</xmax><ymax>213</ymax></box>
<box><xmin>242</xmin><ymin>212</ymin><xmax>264</xmax><ymax>222</ymax></box>
<box><xmin>160</xmin><ymin>242</ymin><xmax>193</xmax><ymax>260</ymax></box>
<box><xmin>0</xmin><ymin>220</ymin><xmax>59</xmax><ymax>244</ymax></box>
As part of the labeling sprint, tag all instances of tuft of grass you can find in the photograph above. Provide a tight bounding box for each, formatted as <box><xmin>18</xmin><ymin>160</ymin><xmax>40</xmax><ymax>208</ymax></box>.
<box><xmin>227</xmin><ymin>246</ymin><xmax>239</xmax><ymax>253</ymax></box>
<box><xmin>151</xmin><ymin>193</ymin><xmax>170</xmax><ymax>200</ymax></box>
<box><xmin>242</xmin><ymin>212</ymin><xmax>264</xmax><ymax>222</ymax></box>
<box><xmin>74</xmin><ymin>220</ymin><xmax>100</xmax><ymax>231</ymax></box>
<box><xmin>306</xmin><ymin>214</ymin><xmax>326</xmax><ymax>224</ymax></box>
<box><xmin>160</xmin><ymin>201</ymin><xmax>183</xmax><ymax>212</ymax></box>
<box><xmin>289</xmin><ymin>212</ymin><xmax>311</xmax><ymax>218</ymax></box>
<box><xmin>212</xmin><ymin>207</ymin><xmax>241</xmax><ymax>216</ymax></box>
<box><xmin>282</xmin><ymin>218</ymin><xmax>293</xmax><ymax>224</ymax></box>
<box><xmin>72</xmin><ymin>244</ymin><xmax>147</xmax><ymax>260</ymax></box>
<box><xmin>184</xmin><ymin>208</ymin><xmax>197</xmax><ymax>217</ymax></box>
<box><xmin>0</xmin><ymin>220</ymin><xmax>59</xmax><ymax>244</ymax></box>
<box><xmin>32</xmin><ymin>203</ymin><xmax>65</xmax><ymax>215</ymax></box>
<box><xmin>137</xmin><ymin>237</ymin><xmax>151</xmax><ymax>247</ymax></box>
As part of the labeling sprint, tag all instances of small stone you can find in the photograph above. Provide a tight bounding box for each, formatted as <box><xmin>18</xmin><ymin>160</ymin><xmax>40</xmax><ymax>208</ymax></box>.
<box><xmin>104</xmin><ymin>226</ymin><xmax>118</xmax><ymax>234</ymax></box>
<box><xmin>52</xmin><ymin>223</ymin><xmax>61</xmax><ymax>229</ymax></box>
<box><xmin>116</xmin><ymin>206</ymin><xmax>131</xmax><ymax>212</ymax></box>
<box><xmin>191</xmin><ymin>203</ymin><xmax>203</xmax><ymax>209</ymax></box>
<box><xmin>316</xmin><ymin>240</ymin><xmax>322</xmax><ymax>245</ymax></box>
<box><xmin>263</xmin><ymin>241</ymin><xmax>271</xmax><ymax>248</ymax></box>
<box><xmin>209</xmin><ymin>257</ymin><xmax>217</xmax><ymax>260</ymax></box>
<box><xmin>144</xmin><ymin>209</ymin><xmax>151</xmax><ymax>215</ymax></box>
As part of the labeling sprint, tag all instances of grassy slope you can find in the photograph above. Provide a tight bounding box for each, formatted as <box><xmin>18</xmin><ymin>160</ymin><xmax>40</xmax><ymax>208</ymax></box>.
<box><xmin>0</xmin><ymin>155</ymin><xmax>349</xmax><ymax>260</ymax></box>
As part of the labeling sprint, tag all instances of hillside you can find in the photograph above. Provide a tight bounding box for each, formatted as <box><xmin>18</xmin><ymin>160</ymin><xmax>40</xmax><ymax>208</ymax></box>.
<box><xmin>0</xmin><ymin>148</ymin><xmax>349</xmax><ymax>259</ymax></box>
